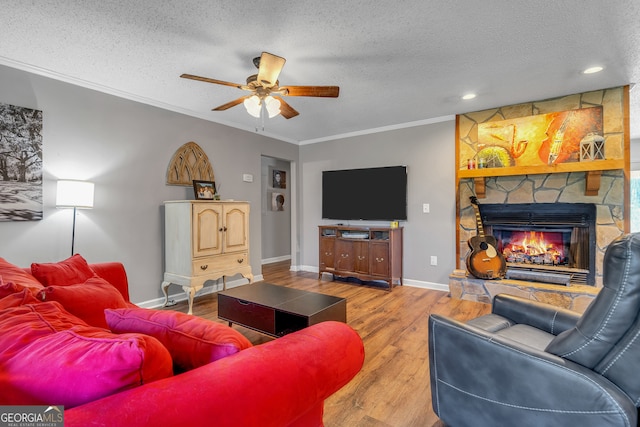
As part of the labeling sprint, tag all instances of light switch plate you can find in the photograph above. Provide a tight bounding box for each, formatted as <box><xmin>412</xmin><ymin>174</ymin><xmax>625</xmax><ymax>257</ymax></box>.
<box><xmin>243</xmin><ymin>173</ymin><xmax>253</xmax><ymax>182</ymax></box>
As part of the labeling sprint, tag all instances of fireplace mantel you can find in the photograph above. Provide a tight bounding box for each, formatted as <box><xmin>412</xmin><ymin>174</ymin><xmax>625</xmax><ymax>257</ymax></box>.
<box><xmin>458</xmin><ymin>158</ymin><xmax>624</xmax><ymax>198</ymax></box>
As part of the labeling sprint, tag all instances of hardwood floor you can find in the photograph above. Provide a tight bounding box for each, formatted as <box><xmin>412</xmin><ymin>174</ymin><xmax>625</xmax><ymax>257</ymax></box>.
<box><xmin>170</xmin><ymin>261</ymin><xmax>491</xmax><ymax>427</ymax></box>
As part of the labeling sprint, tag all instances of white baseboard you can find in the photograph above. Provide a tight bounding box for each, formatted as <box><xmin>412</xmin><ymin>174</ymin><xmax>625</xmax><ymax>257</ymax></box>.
<box><xmin>136</xmin><ymin>265</ymin><xmax>449</xmax><ymax>310</ymax></box>
<box><xmin>294</xmin><ymin>265</ymin><xmax>449</xmax><ymax>292</ymax></box>
<box><xmin>402</xmin><ymin>279</ymin><xmax>449</xmax><ymax>291</ymax></box>
<box><xmin>261</xmin><ymin>255</ymin><xmax>292</xmax><ymax>265</ymax></box>
<box><xmin>135</xmin><ymin>274</ymin><xmax>264</xmax><ymax>309</ymax></box>
<box><xmin>295</xmin><ymin>264</ymin><xmax>319</xmax><ymax>273</ymax></box>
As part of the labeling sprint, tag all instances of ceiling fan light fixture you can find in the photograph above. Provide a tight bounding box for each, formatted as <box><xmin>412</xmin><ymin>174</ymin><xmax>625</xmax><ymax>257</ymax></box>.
<box><xmin>265</xmin><ymin>96</ymin><xmax>281</xmax><ymax>118</ymax></box>
<box><xmin>243</xmin><ymin>95</ymin><xmax>261</xmax><ymax>117</ymax></box>
<box><xmin>181</xmin><ymin>52</ymin><xmax>337</xmax><ymax>121</ymax></box>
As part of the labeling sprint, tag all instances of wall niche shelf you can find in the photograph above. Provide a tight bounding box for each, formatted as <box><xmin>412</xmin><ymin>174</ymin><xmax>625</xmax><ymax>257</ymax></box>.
<box><xmin>458</xmin><ymin>159</ymin><xmax>624</xmax><ymax>198</ymax></box>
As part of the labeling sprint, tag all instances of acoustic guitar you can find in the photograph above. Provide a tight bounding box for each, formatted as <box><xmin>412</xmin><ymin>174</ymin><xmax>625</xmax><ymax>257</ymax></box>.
<box><xmin>465</xmin><ymin>196</ymin><xmax>506</xmax><ymax>279</ymax></box>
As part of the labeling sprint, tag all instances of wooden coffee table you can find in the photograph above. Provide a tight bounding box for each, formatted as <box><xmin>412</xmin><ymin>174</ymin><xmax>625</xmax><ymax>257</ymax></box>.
<box><xmin>217</xmin><ymin>282</ymin><xmax>346</xmax><ymax>337</ymax></box>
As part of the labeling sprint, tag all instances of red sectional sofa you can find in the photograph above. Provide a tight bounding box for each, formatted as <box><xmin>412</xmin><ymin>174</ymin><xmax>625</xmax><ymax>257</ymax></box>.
<box><xmin>0</xmin><ymin>255</ymin><xmax>365</xmax><ymax>427</ymax></box>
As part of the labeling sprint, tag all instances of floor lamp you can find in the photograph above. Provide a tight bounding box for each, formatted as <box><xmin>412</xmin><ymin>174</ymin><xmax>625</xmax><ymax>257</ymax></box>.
<box><xmin>56</xmin><ymin>180</ymin><xmax>94</xmax><ymax>257</ymax></box>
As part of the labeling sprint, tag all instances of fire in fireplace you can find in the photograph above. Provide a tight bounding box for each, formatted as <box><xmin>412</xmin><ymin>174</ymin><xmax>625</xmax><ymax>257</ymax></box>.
<box><xmin>478</xmin><ymin>203</ymin><xmax>596</xmax><ymax>286</ymax></box>
<box><xmin>500</xmin><ymin>230</ymin><xmax>569</xmax><ymax>266</ymax></box>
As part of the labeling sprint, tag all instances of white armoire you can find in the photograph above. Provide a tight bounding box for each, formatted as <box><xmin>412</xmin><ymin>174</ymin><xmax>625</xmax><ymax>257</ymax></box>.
<box><xmin>162</xmin><ymin>200</ymin><xmax>253</xmax><ymax>314</ymax></box>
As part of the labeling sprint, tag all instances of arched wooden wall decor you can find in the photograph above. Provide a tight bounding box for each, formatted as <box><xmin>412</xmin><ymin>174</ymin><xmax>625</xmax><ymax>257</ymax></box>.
<box><xmin>166</xmin><ymin>141</ymin><xmax>215</xmax><ymax>186</ymax></box>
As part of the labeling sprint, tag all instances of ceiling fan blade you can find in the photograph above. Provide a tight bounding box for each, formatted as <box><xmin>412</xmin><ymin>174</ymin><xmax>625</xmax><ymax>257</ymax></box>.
<box><xmin>212</xmin><ymin>96</ymin><xmax>251</xmax><ymax>111</ymax></box>
<box><xmin>257</xmin><ymin>52</ymin><xmax>286</xmax><ymax>88</ymax></box>
<box><xmin>181</xmin><ymin>74</ymin><xmax>245</xmax><ymax>89</ymax></box>
<box><xmin>280</xmin><ymin>86</ymin><xmax>340</xmax><ymax>97</ymax></box>
<box><xmin>277</xmin><ymin>98</ymin><xmax>299</xmax><ymax>119</ymax></box>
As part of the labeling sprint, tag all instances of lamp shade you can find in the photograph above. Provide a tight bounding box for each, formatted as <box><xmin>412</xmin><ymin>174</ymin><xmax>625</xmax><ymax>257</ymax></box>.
<box><xmin>56</xmin><ymin>180</ymin><xmax>94</xmax><ymax>209</ymax></box>
<box><xmin>243</xmin><ymin>95</ymin><xmax>261</xmax><ymax>118</ymax></box>
<box><xmin>265</xmin><ymin>96</ymin><xmax>281</xmax><ymax>118</ymax></box>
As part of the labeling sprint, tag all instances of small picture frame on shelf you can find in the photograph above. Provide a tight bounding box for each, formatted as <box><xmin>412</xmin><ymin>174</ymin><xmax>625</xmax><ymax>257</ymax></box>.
<box><xmin>193</xmin><ymin>180</ymin><xmax>217</xmax><ymax>200</ymax></box>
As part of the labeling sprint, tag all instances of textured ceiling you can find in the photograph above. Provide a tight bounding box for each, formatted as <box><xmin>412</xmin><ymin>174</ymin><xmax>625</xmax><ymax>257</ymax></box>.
<box><xmin>0</xmin><ymin>1</ymin><xmax>638</xmax><ymax>144</ymax></box>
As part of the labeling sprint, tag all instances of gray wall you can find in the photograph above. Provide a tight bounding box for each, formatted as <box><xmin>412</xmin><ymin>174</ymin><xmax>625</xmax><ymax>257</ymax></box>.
<box><xmin>0</xmin><ymin>64</ymin><xmax>299</xmax><ymax>304</ymax></box>
<box><xmin>0</xmin><ymin>62</ymin><xmax>471</xmax><ymax>302</ymax></box>
<box><xmin>298</xmin><ymin>121</ymin><xmax>456</xmax><ymax>287</ymax></box>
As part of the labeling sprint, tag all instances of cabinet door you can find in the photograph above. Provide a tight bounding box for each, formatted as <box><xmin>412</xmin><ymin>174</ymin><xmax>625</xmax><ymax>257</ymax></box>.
<box><xmin>370</xmin><ymin>241</ymin><xmax>390</xmax><ymax>277</ymax></box>
<box><xmin>223</xmin><ymin>203</ymin><xmax>249</xmax><ymax>253</ymax></box>
<box><xmin>192</xmin><ymin>203</ymin><xmax>223</xmax><ymax>257</ymax></box>
<box><xmin>353</xmin><ymin>240</ymin><xmax>369</xmax><ymax>274</ymax></box>
<box><xmin>335</xmin><ymin>240</ymin><xmax>355</xmax><ymax>272</ymax></box>
<box><xmin>319</xmin><ymin>237</ymin><xmax>335</xmax><ymax>269</ymax></box>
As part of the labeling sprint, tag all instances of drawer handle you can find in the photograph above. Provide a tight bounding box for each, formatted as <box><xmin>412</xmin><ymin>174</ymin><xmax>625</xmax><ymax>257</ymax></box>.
<box><xmin>238</xmin><ymin>299</ymin><xmax>250</xmax><ymax>305</ymax></box>
<box><xmin>341</xmin><ymin>253</ymin><xmax>349</xmax><ymax>258</ymax></box>
<box><xmin>358</xmin><ymin>256</ymin><xmax>365</xmax><ymax>260</ymax></box>
<box><xmin>325</xmin><ymin>251</ymin><xmax>332</xmax><ymax>256</ymax></box>
<box><xmin>200</xmin><ymin>264</ymin><xmax>208</xmax><ymax>270</ymax></box>
<box><xmin>237</xmin><ymin>258</ymin><xmax>244</xmax><ymax>264</ymax></box>
<box><xmin>376</xmin><ymin>257</ymin><xmax>384</xmax><ymax>262</ymax></box>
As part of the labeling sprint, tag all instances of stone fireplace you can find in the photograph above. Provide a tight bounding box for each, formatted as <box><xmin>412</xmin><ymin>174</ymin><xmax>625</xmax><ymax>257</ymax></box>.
<box><xmin>452</xmin><ymin>170</ymin><xmax>624</xmax><ymax>312</ymax></box>
<box><xmin>451</xmin><ymin>87</ymin><xmax>629</xmax><ymax>312</ymax></box>
<box><xmin>458</xmin><ymin>170</ymin><xmax>625</xmax><ymax>286</ymax></box>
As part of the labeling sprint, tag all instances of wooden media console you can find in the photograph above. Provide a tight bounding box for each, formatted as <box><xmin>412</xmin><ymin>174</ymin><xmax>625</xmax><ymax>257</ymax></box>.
<box><xmin>318</xmin><ymin>225</ymin><xmax>403</xmax><ymax>290</ymax></box>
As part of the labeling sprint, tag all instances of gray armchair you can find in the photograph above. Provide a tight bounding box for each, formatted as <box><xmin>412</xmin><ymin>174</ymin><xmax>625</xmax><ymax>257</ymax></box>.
<box><xmin>429</xmin><ymin>233</ymin><xmax>640</xmax><ymax>427</ymax></box>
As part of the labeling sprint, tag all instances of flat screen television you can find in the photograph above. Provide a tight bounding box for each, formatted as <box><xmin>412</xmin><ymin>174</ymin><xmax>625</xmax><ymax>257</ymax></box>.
<box><xmin>322</xmin><ymin>166</ymin><xmax>407</xmax><ymax>221</ymax></box>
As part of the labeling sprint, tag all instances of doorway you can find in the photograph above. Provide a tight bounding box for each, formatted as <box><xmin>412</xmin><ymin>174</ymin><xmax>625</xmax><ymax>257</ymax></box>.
<box><xmin>261</xmin><ymin>156</ymin><xmax>292</xmax><ymax>266</ymax></box>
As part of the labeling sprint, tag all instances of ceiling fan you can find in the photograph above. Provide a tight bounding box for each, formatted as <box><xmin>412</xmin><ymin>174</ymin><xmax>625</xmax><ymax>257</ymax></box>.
<box><xmin>180</xmin><ymin>52</ymin><xmax>339</xmax><ymax>119</ymax></box>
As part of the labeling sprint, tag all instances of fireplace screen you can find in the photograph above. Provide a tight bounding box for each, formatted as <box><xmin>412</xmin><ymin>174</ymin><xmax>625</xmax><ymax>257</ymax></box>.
<box><xmin>479</xmin><ymin>203</ymin><xmax>596</xmax><ymax>285</ymax></box>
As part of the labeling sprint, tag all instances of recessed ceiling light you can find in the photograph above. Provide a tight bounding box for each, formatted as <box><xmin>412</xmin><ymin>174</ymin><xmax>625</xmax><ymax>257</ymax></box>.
<box><xmin>583</xmin><ymin>66</ymin><xmax>604</xmax><ymax>74</ymax></box>
<box><xmin>462</xmin><ymin>93</ymin><xmax>476</xmax><ymax>100</ymax></box>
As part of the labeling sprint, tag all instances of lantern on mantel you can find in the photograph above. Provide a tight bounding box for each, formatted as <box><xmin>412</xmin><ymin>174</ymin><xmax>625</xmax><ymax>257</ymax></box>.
<box><xmin>580</xmin><ymin>133</ymin><xmax>605</xmax><ymax>161</ymax></box>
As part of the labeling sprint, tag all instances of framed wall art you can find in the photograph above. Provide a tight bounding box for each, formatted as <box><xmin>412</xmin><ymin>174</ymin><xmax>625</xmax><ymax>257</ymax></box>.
<box><xmin>271</xmin><ymin>192</ymin><xmax>285</xmax><ymax>211</ymax></box>
<box><xmin>0</xmin><ymin>102</ymin><xmax>43</xmax><ymax>221</ymax></box>
<box><xmin>272</xmin><ymin>169</ymin><xmax>286</xmax><ymax>189</ymax></box>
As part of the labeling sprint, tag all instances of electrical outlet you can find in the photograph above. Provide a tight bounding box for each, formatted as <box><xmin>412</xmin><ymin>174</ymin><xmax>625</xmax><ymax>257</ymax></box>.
<box><xmin>423</xmin><ymin>203</ymin><xmax>430</xmax><ymax>213</ymax></box>
<box><xmin>430</xmin><ymin>256</ymin><xmax>437</xmax><ymax>266</ymax></box>
<box><xmin>242</xmin><ymin>173</ymin><xmax>253</xmax><ymax>182</ymax></box>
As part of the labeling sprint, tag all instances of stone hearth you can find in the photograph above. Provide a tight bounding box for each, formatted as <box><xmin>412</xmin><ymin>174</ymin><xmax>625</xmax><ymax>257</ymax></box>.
<box><xmin>449</xmin><ymin>269</ymin><xmax>598</xmax><ymax>314</ymax></box>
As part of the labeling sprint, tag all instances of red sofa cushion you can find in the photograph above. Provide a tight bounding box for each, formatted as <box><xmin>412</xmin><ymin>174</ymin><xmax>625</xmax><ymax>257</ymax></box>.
<box><xmin>0</xmin><ymin>278</ymin><xmax>41</xmax><ymax>301</ymax></box>
<box><xmin>90</xmin><ymin>262</ymin><xmax>131</xmax><ymax>302</ymax></box>
<box><xmin>38</xmin><ymin>276</ymin><xmax>129</xmax><ymax>329</ymax></box>
<box><xmin>0</xmin><ymin>257</ymin><xmax>44</xmax><ymax>290</ymax></box>
<box><xmin>105</xmin><ymin>307</ymin><xmax>252</xmax><ymax>372</ymax></box>
<box><xmin>0</xmin><ymin>287</ymin><xmax>41</xmax><ymax>309</ymax></box>
<box><xmin>30</xmin><ymin>254</ymin><xmax>95</xmax><ymax>287</ymax></box>
<box><xmin>0</xmin><ymin>302</ymin><xmax>173</xmax><ymax>408</ymax></box>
